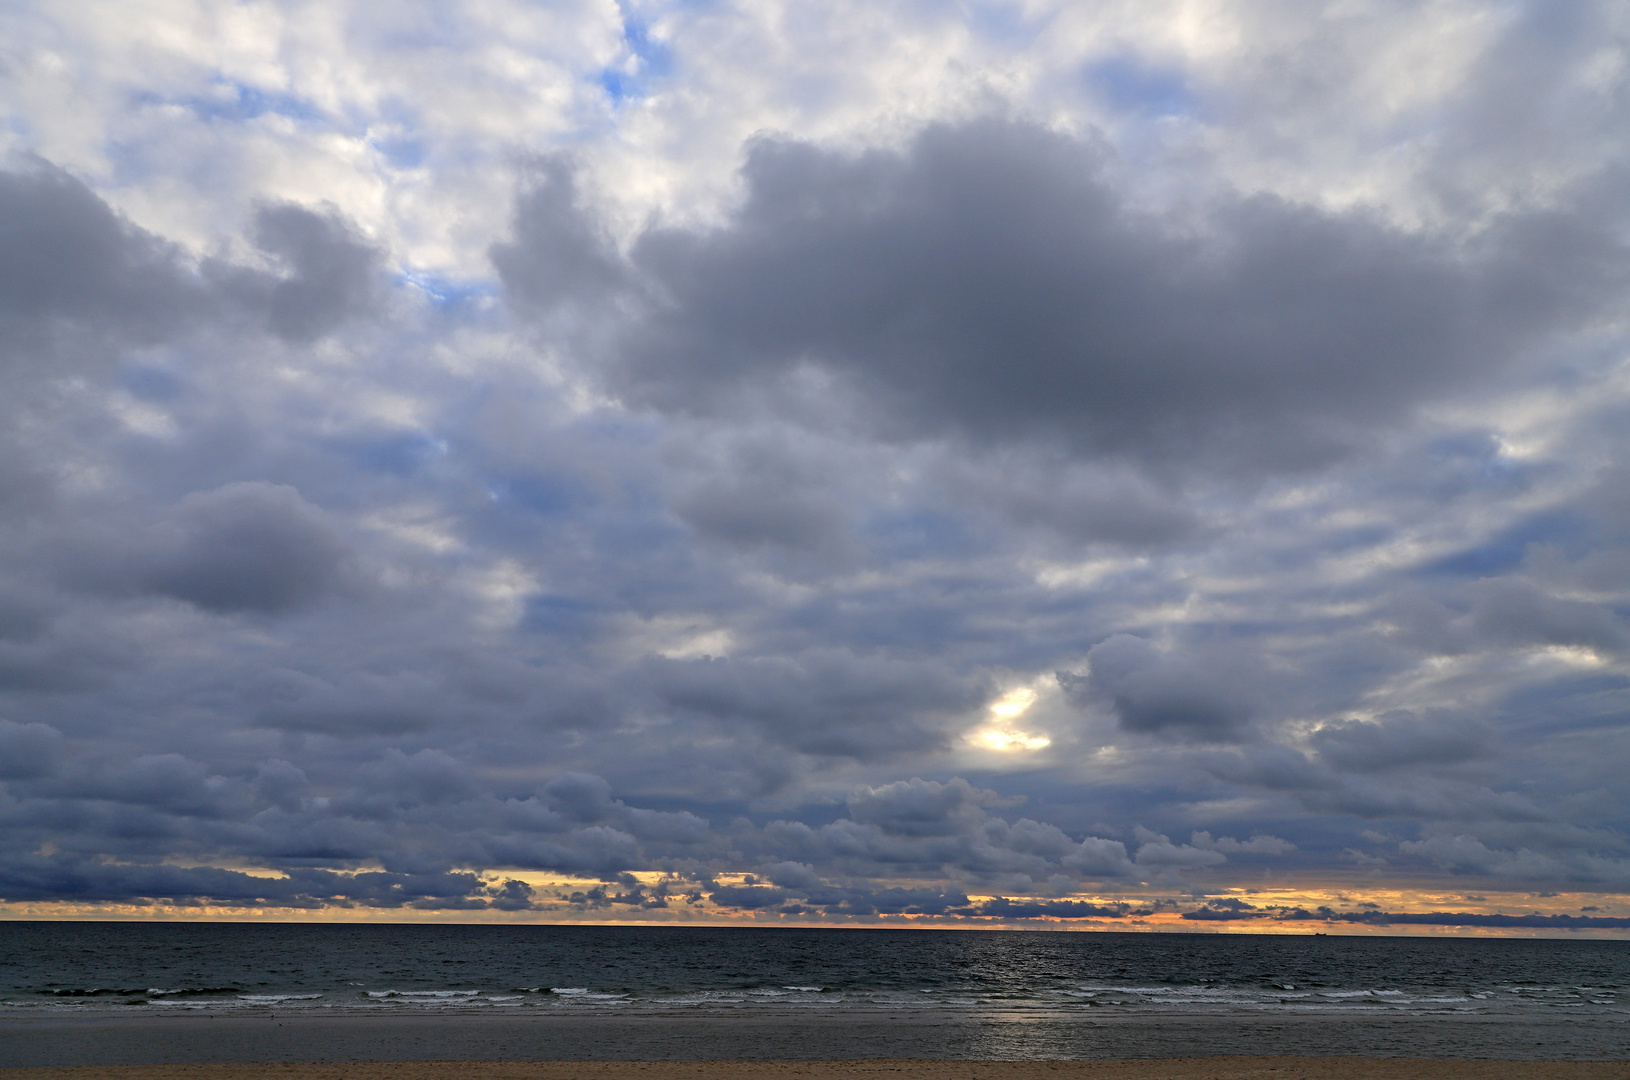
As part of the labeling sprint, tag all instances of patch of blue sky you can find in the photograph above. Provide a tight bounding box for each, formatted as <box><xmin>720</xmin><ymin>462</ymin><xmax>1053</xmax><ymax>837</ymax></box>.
<box><xmin>600</xmin><ymin>68</ymin><xmax>637</xmax><ymax>104</ymax></box>
<box><xmin>337</xmin><ymin>432</ymin><xmax>449</xmax><ymax>477</ymax></box>
<box><xmin>1426</xmin><ymin>429</ymin><xmax>1533</xmax><ymax>481</ymax></box>
<box><xmin>398</xmin><ymin>271</ymin><xmax>498</xmax><ymax>309</ymax></box>
<box><xmin>137</xmin><ymin>77</ymin><xmax>328</xmax><ymax>127</ymax></box>
<box><xmin>366</xmin><ymin>97</ymin><xmax>429</xmax><ymax>168</ymax></box>
<box><xmin>122</xmin><ymin>366</ymin><xmax>184</xmax><ymax>403</ymax></box>
<box><xmin>373</xmin><ymin>134</ymin><xmax>426</xmax><ymax>169</ymax></box>
<box><xmin>599</xmin><ymin>12</ymin><xmax>675</xmax><ymax>106</ymax></box>
<box><xmin>483</xmin><ymin>474</ymin><xmax>580</xmax><ymax>517</ymax></box>
<box><xmin>1084</xmin><ymin>56</ymin><xmax>1197</xmax><ymax>119</ymax></box>
<box><xmin>100</xmin><ymin>137</ymin><xmax>176</xmax><ymax>189</ymax></box>
<box><xmin>623</xmin><ymin>16</ymin><xmax>674</xmax><ymax>77</ymax></box>
<box><xmin>863</xmin><ymin>508</ymin><xmax>983</xmax><ymax>561</ymax></box>
<box><xmin>1358</xmin><ymin>431</ymin><xmax>1538</xmax><ymax>507</ymax></box>
<box><xmin>960</xmin><ymin>0</ymin><xmax>1046</xmax><ymax>48</ymax></box>
<box><xmin>1418</xmin><ymin>510</ymin><xmax>1585</xmax><ymax>578</ymax></box>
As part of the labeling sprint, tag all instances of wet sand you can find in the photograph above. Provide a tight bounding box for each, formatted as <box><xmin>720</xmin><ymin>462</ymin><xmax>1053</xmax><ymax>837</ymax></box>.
<box><xmin>3</xmin><ymin>1012</ymin><xmax>1626</xmax><ymax>1070</ymax></box>
<box><xmin>4</xmin><ymin>1059</ymin><xmax>1630</xmax><ymax>1080</ymax></box>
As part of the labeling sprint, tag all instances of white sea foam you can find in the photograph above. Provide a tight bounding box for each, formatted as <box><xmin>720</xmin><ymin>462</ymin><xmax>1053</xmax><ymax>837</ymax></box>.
<box><xmin>366</xmin><ymin>989</ymin><xmax>481</xmax><ymax>998</ymax></box>
<box><xmin>546</xmin><ymin>988</ymin><xmax>629</xmax><ymax>1003</ymax></box>
<box><xmin>1319</xmin><ymin>989</ymin><xmax>1405</xmax><ymax>998</ymax></box>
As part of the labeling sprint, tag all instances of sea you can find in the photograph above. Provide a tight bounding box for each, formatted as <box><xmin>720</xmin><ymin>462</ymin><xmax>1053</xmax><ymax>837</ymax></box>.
<box><xmin>2</xmin><ymin>923</ymin><xmax>1628</xmax><ymax>1063</ymax></box>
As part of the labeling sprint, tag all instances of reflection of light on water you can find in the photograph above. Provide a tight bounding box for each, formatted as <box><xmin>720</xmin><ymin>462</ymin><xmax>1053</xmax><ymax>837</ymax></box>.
<box><xmin>970</xmin><ymin>686</ymin><xmax>1050</xmax><ymax>752</ymax></box>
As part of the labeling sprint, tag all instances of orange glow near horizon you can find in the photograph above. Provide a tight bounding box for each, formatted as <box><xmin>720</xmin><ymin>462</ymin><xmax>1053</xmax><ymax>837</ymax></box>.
<box><xmin>2</xmin><ymin>871</ymin><xmax>1625</xmax><ymax>938</ymax></box>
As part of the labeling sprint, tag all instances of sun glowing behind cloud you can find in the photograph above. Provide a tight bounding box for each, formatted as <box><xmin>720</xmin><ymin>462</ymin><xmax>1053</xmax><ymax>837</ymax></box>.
<box><xmin>969</xmin><ymin>686</ymin><xmax>1051</xmax><ymax>752</ymax></box>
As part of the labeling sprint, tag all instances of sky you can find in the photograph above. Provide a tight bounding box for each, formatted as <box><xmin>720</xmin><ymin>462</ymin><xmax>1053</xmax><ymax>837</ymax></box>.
<box><xmin>1</xmin><ymin>0</ymin><xmax>1629</xmax><ymax>935</ymax></box>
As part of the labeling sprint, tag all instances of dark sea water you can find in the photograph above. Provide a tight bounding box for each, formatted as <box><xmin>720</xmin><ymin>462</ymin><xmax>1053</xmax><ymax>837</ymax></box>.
<box><xmin>3</xmin><ymin>923</ymin><xmax>1628</xmax><ymax>1064</ymax></box>
<box><xmin>3</xmin><ymin>921</ymin><xmax>1625</xmax><ymax>1019</ymax></box>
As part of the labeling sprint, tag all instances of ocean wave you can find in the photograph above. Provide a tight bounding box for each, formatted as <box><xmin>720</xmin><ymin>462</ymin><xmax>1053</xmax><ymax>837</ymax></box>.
<box><xmin>8</xmin><ymin>973</ymin><xmax>1627</xmax><ymax>1019</ymax></box>
<box><xmin>365</xmin><ymin>990</ymin><xmax>481</xmax><ymax>999</ymax></box>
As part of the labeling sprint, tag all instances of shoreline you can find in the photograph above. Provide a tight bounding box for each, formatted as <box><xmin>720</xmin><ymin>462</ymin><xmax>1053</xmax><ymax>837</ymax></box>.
<box><xmin>4</xmin><ymin>1060</ymin><xmax>1630</xmax><ymax>1080</ymax></box>
<box><xmin>4</xmin><ymin>1011</ymin><xmax>1628</xmax><ymax>1068</ymax></box>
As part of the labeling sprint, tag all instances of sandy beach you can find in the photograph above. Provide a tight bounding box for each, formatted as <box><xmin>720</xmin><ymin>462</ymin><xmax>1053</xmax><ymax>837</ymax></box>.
<box><xmin>4</xmin><ymin>1059</ymin><xmax>1629</xmax><ymax>1080</ymax></box>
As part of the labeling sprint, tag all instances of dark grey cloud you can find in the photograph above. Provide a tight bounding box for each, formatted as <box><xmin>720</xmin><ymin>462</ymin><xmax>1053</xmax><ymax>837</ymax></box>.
<box><xmin>938</xmin><ymin>459</ymin><xmax>1201</xmax><ymax>547</ymax></box>
<box><xmin>0</xmin><ymin>854</ymin><xmax>513</xmax><ymax>909</ymax></box>
<box><xmin>670</xmin><ymin>437</ymin><xmax>852</xmax><ymax>555</ymax></box>
<box><xmin>0</xmin><ymin>720</ymin><xmax>63</xmax><ymax>780</ymax></box>
<box><xmin>739</xmin><ymin>777</ymin><xmax>1211</xmax><ymax>892</ymax></box>
<box><xmin>973</xmin><ymin>896</ymin><xmax>1128</xmax><ymax>919</ymax></box>
<box><xmin>0</xmin><ymin>162</ymin><xmax>207</xmax><ymax>349</ymax></box>
<box><xmin>1063</xmin><ymin>634</ymin><xmax>1258</xmax><ymax>741</ymax></box>
<box><xmin>489</xmin><ymin>156</ymin><xmax>625</xmax><ymax>314</ymax></box>
<box><xmin>1379</xmin><ymin>578</ymin><xmax>1630</xmax><ymax>660</ymax></box>
<box><xmin>640</xmin><ymin>651</ymin><xmax>977</xmax><ymax>759</ymax></box>
<box><xmin>0</xmin><ymin>164</ymin><xmax>383</xmax><ymax>358</ymax></box>
<box><xmin>1311</xmin><ymin>712</ymin><xmax>1490</xmax><ymax>773</ymax></box>
<box><xmin>243</xmin><ymin>203</ymin><xmax>384</xmax><ymax>343</ymax></box>
<box><xmin>0</xmin><ymin>736</ymin><xmax>725</xmax><ymax>899</ymax></box>
<box><xmin>499</xmin><ymin>119</ymin><xmax>1628</xmax><ymax>472</ymax></box>
<box><xmin>0</xmin><ymin>590</ymin><xmax>51</xmax><ymax>642</ymax></box>
<box><xmin>49</xmin><ymin>482</ymin><xmax>356</xmax><ymax>615</ymax></box>
<box><xmin>140</xmin><ymin>482</ymin><xmax>356</xmax><ymax>614</ymax></box>
<box><xmin>1468</xmin><ymin>579</ymin><xmax>1629</xmax><ymax>655</ymax></box>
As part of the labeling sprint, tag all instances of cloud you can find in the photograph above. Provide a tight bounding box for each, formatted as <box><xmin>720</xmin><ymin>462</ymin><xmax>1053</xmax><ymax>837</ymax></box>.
<box><xmin>502</xmin><ymin>119</ymin><xmax>1627</xmax><ymax>473</ymax></box>
<box><xmin>1179</xmin><ymin>904</ymin><xmax>1630</xmax><ymax>931</ymax></box>
<box><xmin>0</xmin><ymin>163</ymin><xmax>207</xmax><ymax>351</ymax></box>
<box><xmin>0</xmin><ymin>720</ymin><xmax>64</xmax><ymax>780</ymax></box>
<box><xmin>0</xmin><ymin>855</ymin><xmax>503</xmax><ymax>909</ymax></box>
<box><xmin>846</xmin><ymin>777</ymin><xmax>1010</xmax><ymax>837</ymax></box>
<box><xmin>1064</xmin><ymin>635</ymin><xmax>1256</xmax><ymax>741</ymax></box>
<box><xmin>670</xmin><ymin>437</ymin><xmax>853</xmax><ymax>555</ymax></box>
<box><xmin>138</xmin><ymin>483</ymin><xmax>356</xmax><ymax>614</ymax></box>
<box><xmin>1131</xmin><ymin>828</ymin><xmax>1227</xmax><ymax>871</ymax></box>
<box><xmin>1189</xmin><ymin>831</ymin><xmax>1295</xmax><ymax>856</ymax></box>
<box><xmin>737</xmin><ymin>778</ymin><xmax>1144</xmax><ymax>892</ymax></box>
<box><xmin>243</xmin><ymin>203</ymin><xmax>385</xmax><ymax>343</ymax></box>
<box><xmin>1399</xmin><ymin>835</ymin><xmax>1630</xmax><ymax>886</ymax></box>
<box><xmin>1311</xmin><ymin>712</ymin><xmax>1489</xmax><ymax>773</ymax></box>
<box><xmin>1468</xmin><ymin>580</ymin><xmax>1629</xmax><ymax>655</ymax></box>
<box><xmin>490</xmin><ymin>156</ymin><xmax>626</xmax><ymax>315</ymax></box>
<box><xmin>0</xmin><ymin>164</ymin><xmax>383</xmax><ymax>360</ymax></box>
<box><xmin>973</xmin><ymin>896</ymin><xmax>1128</xmax><ymax>920</ymax></box>
<box><xmin>639</xmin><ymin>651</ymin><xmax>976</xmax><ymax>759</ymax></box>
<box><xmin>1</xmin><ymin>2</ymin><xmax>1629</xmax><ymax>922</ymax></box>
